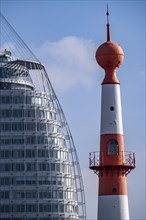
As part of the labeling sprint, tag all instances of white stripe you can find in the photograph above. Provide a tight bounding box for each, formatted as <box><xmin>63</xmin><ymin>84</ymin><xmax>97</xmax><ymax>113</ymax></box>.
<box><xmin>98</xmin><ymin>195</ymin><xmax>129</xmax><ymax>220</ymax></box>
<box><xmin>101</xmin><ymin>84</ymin><xmax>123</xmax><ymax>134</ymax></box>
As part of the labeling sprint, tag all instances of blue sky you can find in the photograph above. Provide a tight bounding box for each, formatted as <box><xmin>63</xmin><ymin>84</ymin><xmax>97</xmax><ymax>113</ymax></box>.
<box><xmin>0</xmin><ymin>0</ymin><xmax>145</xmax><ymax>219</ymax></box>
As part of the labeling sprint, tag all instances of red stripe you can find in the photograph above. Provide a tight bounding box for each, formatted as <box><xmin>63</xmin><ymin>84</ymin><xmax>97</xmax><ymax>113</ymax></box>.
<box><xmin>100</xmin><ymin>134</ymin><xmax>124</xmax><ymax>165</ymax></box>
<box><xmin>99</xmin><ymin>171</ymin><xmax>128</xmax><ymax>195</ymax></box>
<box><xmin>98</xmin><ymin>133</ymin><xmax>127</xmax><ymax>195</ymax></box>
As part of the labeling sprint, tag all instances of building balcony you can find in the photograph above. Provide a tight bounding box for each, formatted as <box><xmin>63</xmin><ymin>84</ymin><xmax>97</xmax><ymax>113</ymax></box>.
<box><xmin>89</xmin><ymin>151</ymin><xmax>135</xmax><ymax>176</ymax></box>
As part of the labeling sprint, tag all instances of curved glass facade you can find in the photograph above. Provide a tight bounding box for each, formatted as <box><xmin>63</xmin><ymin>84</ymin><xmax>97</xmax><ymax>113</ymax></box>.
<box><xmin>0</xmin><ymin>30</ymin><xmax>86</xmax><ymax>220</ymax></box>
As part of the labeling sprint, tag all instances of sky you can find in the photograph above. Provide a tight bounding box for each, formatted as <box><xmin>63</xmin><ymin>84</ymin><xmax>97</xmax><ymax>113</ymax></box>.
<box><xmin>0</xmin><ymin>0</ymin><xmax>145</xmax><ymax>219</ymax></box>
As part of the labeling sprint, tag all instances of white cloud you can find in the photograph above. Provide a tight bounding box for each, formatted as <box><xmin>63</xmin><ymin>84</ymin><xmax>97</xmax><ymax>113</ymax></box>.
<box><xmin>34</xmin><ymin>36</ymin><xmax>98</xmax><ymax>93</ymax></box>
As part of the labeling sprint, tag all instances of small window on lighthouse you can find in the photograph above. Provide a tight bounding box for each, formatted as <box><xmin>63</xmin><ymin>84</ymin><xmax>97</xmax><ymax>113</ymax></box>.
<box><xmin>108</xmin><ymin>140</ymin><xmax>119</xmax><ymax>155</ymax></box>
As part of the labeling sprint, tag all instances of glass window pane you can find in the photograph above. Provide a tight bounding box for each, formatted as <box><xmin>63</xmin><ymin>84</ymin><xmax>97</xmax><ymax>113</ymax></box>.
<box><xmin>108</xmin><ymin>140</ymin><xmax>119</xmax><ymax>155</ymax></box>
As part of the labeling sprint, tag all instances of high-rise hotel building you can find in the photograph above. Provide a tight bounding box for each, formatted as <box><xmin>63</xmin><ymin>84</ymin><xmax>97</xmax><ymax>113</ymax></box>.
<box><xmin>0</xmin><ymin>13</ymin><xmax>86</xmax><ymax>220</ymax></box>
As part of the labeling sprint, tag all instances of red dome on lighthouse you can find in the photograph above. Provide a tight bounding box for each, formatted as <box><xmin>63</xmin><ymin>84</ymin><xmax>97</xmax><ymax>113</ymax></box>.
<box><xmin>95</xmin><ymin>7</ymin><xmax>124</xmax><ymax>84</ymax></box>
<box><xmin>96</xmin><ymin>41</ymin><xmax>124</xmax><ymax>69</ymax></box>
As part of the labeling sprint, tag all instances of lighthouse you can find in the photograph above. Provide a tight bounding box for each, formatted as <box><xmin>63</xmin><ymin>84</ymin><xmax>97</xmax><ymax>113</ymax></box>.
<box><xmin>89</xmin><ymin>7</ymin><xmax>135</xmax><ymax>220</ymax></box>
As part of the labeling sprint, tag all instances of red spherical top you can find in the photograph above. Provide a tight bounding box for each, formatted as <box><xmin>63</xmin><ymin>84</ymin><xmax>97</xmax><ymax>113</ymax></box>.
<box><xmin>96</xmin><ymin>41</ymin><xmax>124</xmax><ymax>70</ymax></box>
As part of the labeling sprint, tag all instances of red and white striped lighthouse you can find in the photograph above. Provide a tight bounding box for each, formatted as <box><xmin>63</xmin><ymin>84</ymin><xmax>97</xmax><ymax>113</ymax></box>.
<box><xmin>89</xmin><ymin>7</ymin><xmax>135</xmax><ymax>220</ymax></box>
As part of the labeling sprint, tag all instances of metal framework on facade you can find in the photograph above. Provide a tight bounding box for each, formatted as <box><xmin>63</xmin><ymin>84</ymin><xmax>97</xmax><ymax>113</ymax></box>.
<box><xmin>0</xmin><ymin>12</ymin><xmax>86</xmax><ymax>220</ymax></box>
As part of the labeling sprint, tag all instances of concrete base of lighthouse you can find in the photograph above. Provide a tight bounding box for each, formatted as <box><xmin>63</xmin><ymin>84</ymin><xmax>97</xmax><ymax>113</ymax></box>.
<box><xmin>98</xmin><ymin>195</ymin><xmax>129</xmax><ymax>220</ymax></box>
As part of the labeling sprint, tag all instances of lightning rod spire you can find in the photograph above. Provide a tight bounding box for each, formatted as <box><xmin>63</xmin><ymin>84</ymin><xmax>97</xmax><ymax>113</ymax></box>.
<box><xmin>106</xmin><ymin>4</ymin><xmax>111</xmax><ymax>41</ymax></box>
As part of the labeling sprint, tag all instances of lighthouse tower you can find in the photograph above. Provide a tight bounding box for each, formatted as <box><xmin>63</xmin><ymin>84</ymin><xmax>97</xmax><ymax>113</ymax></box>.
<box><xmin>89</xmin><ymin>7</ymin><xmax>135</xmax><ymax>220</ymax></box>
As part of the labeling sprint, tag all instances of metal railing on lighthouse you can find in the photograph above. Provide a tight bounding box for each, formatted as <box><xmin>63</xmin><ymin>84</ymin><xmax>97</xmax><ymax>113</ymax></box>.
<box><xmin>89</xmin><ymin>151</ymin><xmax>135</xmax><ymax>176</ymax></box>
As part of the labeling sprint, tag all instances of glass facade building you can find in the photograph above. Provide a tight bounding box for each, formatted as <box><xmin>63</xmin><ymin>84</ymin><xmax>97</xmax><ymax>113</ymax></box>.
<box><xmin>0</xmin><ymin>13</ymin><xmax>86</xmax><ymax>220</ymax></box>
